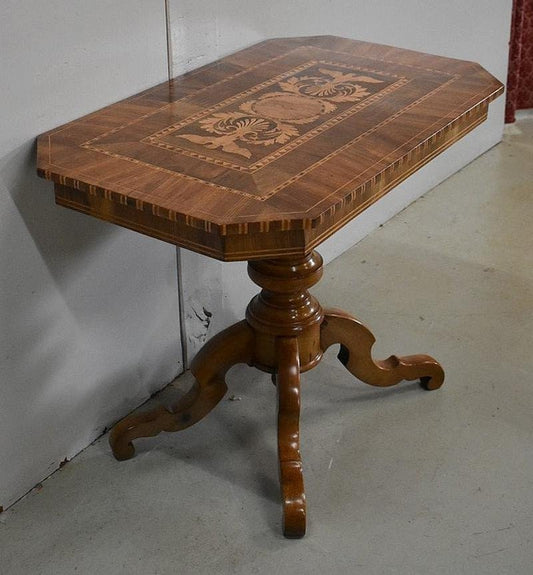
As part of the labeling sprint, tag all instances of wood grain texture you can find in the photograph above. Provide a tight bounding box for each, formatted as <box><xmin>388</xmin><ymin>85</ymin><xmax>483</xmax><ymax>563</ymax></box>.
<box><xmin>275</xmin><ymin>337</ymin><xmax>306</xmax><ymax>538</ymax></box>
<box><xmin>37</xmin><ymin>36</ymin><xmax>503</xmax><ymax>261</ymax></box>
<box><xmin>321</xmin><ymin>309</ymin><xmax>444</xmax><ymax>390</ymax></box>
<box><xmin>109</xmin><ymin>320</ymin><xmax>254</xmax><ymax>460</ymax></box>
<box><xmin>246</xmin><ymin>251</ymin><xmax>324</xmax><ymax>372</ymax></box>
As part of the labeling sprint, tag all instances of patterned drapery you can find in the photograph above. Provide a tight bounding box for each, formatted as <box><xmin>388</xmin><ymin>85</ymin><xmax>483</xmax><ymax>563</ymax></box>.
<box><xmin>506</xmin><ymin>0</ymin><xmax>533</xmax><ymax>122</ymax></box>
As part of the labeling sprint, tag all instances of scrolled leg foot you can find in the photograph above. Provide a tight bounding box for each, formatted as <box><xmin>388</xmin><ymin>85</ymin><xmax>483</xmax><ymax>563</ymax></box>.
<box><xmin>275</xmin><ymin>337</ymin><xmax>306</xmax><ymax>538</ymax></box>
<box><xmin>321</xmin><ymin>309</ymin><xmax>444</xmax><ymax>390</ymax></box>
<box><xmin>109</xmin><ymin>320</ymin><xmax>255</xmax><ymax>460</ymax></box>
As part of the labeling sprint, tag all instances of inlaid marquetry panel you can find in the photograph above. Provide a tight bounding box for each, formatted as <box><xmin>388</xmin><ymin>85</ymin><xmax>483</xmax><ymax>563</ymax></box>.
<box><xmin>37</xmin><ymin>36</ymin><xmax>503</xmax><ymax>260</ymax></box>
<box><xmin>142</xmin><ymin>60</ymin><xmax>402</xmax><ymax>173</ymax></box>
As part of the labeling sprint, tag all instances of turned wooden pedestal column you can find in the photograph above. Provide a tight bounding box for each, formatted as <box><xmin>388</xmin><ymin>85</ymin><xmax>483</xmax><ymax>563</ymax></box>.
<box><xmin>109</xmin><ymin>251</ymin><xmax>444</xmax><ymax>537</ymax></box>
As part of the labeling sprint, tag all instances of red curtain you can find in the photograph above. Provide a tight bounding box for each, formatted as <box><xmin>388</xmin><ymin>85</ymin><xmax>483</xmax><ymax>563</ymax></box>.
<box><xmin>506</xmin><ymin>0</ymin><xmax>533</xmax><ymax>122</ymax></box>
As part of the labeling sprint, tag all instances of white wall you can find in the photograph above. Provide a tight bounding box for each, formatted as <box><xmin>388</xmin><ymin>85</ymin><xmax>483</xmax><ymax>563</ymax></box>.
<box><xmin>0</xmin><ymin>1</ymin><xmax>183</xmax><ymax>510</ymax></box>
<box><xmin>170</xmin><ymin>0</ymin><xmax>513</xmax><ymax>363</ymax></box>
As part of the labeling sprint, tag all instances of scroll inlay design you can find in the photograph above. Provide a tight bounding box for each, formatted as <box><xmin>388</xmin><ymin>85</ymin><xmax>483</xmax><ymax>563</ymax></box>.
<box><xmin>176</xmin><ymin>68</ymin><xmax>384</xmax><ymax>159</ymax></box>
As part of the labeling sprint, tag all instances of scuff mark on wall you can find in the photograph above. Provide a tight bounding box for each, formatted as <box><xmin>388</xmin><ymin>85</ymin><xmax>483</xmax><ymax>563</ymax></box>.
<box><xmin>186</xmin><ymin>300</ymin><xmax>214</xmax><ymax>346</ymax></box>
<box><xmin>178</xmin><ymin>252</ymin><xmax>257</xmax><ymax>364</ymax></box>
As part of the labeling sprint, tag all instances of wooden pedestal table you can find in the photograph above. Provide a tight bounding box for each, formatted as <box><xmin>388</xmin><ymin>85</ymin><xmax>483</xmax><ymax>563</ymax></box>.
<box><xmin>37</xmin><ymin>36</ymin><xmax>503</xmax><ymax>538</ymax></box>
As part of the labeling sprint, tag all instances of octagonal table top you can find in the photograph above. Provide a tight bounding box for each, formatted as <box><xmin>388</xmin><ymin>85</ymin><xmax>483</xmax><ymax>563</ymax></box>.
<box><xmin>37</xmin><ymin>36</ymin><xmax>503</xmax><ymax>261</ymax></box>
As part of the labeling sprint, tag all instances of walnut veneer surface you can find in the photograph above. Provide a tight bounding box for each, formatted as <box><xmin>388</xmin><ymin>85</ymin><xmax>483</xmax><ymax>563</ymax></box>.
<box><xmin>36</xmin><ymin>36</ymin><xmax>503</xmax><ymax>538</ymax></box>
<box><xmin>37</xmin><ymin>36</ymin><xmax>503</xmax><ymax>261</ymax></box>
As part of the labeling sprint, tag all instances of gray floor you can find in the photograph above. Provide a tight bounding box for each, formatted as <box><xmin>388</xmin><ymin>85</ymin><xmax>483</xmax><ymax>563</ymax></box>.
<box><xmin>2</xmin><ymin>117</ymin><xmax>532</xmax><ymax>574</ymax></box>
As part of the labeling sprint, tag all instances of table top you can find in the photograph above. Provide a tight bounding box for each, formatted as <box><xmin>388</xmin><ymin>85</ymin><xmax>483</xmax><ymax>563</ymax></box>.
<box><xmin>37</xmin><ymin>36</ymin><xmax>503</xmax><ymax>261</ymax></box>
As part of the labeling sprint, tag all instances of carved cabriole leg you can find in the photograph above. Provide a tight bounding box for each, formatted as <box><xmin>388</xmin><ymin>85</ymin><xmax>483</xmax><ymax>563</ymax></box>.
<box><xmin>320</xmin><ymin>308</ymin><xmax>444</xmax><ymax>390</ymax></box>
<box><xmin>275</xmin><ymin>337</ymin><xmax>306</xmax><ymax>538</ymax></box>
<box><xmin>109</xmin><ymin>320</ymin><xmax>254</xmax><ymax>460</ymax></box>
<box><xmin>245</xmin><ymin>252</ymin><xmax>323</xmax><ymax>537</ymax></box>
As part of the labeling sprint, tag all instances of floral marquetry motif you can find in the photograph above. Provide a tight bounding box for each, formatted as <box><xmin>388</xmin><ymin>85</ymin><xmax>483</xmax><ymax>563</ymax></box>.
<box><xmin>178</xmin><ymin>111</ymin><xmax>300</xmax><ymax>159</ymax></box>
<box><xmin>279</xmin><ymin>68</ymin><xmax>384</xmax><ymax>101</ymax></box>
<box><xmin>173</xmin><ymin>66</ymin><xmax>386</xmax><ymax>160</ymax></box>
<box><xmin>37</xmin><ymin>36</ymin><xmax>504</xmax><ymax>261</ymax></box>
<box><xmin>149</xmin><ymin>62</ymin><xmax>396</xmax><ymax>168</ymax></box>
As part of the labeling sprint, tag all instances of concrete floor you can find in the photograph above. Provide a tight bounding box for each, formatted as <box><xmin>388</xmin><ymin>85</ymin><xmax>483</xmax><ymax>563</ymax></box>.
<box><xmin>2</xmin><ymin>116</ymin><xmax>532</xmax><ymax>574</ymax></box>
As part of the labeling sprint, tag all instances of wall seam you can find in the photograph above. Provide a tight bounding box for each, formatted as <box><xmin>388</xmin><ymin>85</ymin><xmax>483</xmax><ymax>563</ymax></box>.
<box><xmin>164</xmin><ymin>0</ymin><xmax>172</xmax><ymax>81</ymax></box>
<box><xmin>165</xmin><ymin>0</ymin><xmax>190</xmax><ymax>368</ymax></box>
